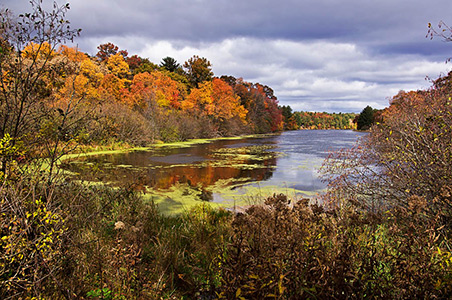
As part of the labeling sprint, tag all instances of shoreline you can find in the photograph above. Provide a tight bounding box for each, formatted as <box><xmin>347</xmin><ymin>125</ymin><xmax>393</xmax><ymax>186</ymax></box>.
<box><xmin>58</xmin><ymin>132</ymin><xmax>281</xmax><ymax>162</ymax></box>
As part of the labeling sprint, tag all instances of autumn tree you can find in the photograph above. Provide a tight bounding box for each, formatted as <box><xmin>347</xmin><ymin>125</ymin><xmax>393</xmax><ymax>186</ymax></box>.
<box><xmin>98</xmin><ymin>73</ymin><xmax>126</xmax><ymax>102</ymax></box>
<box><xmin>182</xmin><ymin>80</ymin><xmax>214</xmax><ymax>114</ymax></box>
<box><xmin>252</xmin><ymin>83</ymin><xmax>283</xmax><ymax>132</ymax></box>
<box><xmin>321</xmin><ymin>73</ymin><xmax>452</xmax><ymax>222</ymax></box>
<box><xmin>55</xmin><ymin>46</ymin><xmax>105</xmax><ymax>105</ymax></box>
<box><xmin>58</xmin><ymin>44</ymin><xmax>87</xmax><ymax>62</ymax></box>
<box><xmin>126</xmin><ymin>54</ymin><xmax>147</xmax><ymax>74</ymax></box>
<box><xmin>93</xmin><ymin>52</ymin><xmax>131</xmax><ymax>102</ymax></box>
<box><xmin>96</xmin><ymin>42</ymin><xmax>128</xmax><ymax>62</ymax></box>
<box><xmin>0</xmin><ymin>0</ymin><xmax>80</xmax><ymax>176</ymax></box>
<box><xmin>210</xmin><ymin>78</ymin><xmax>247</xmax><ymax>123</ymax></box>
<box><xmin>46</xmin><ymin>47</ymin><xmax>103</xmax><ymax>174</ymax></box>
<box><xmin>183</xmin><ymin>78</ymin><xmax>247</xmax><ymax>136</ymax></box>
<box><xmin>222</xmin><ymin>77</ymin><xmax>283</xmax><ymax>133</ymax></box>
<box><xmin>106</xmin><ymin>53</ymin><xmax>130</xmax><ymax>78</ymax></box>
<box><xmin>183</xmin><ymin>55</ymin><xmax>213</xmax><ymax>88</ymax></box>
<box><xmin>265</xmin><ymin>95</ymin><xmax>284</xmax><ymax>132</ymax></box>
<box><xmin>124</xmin><ymin>71</ymin><xmax>185</xmax><ymax>110</ymax></box>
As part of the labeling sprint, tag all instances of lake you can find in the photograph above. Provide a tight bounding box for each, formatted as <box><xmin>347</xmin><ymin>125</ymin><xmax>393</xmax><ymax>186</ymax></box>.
<box><xmin>61</xmin><ymin>130</ymin><xmax>366</xmax><ymax>213</ymax></box>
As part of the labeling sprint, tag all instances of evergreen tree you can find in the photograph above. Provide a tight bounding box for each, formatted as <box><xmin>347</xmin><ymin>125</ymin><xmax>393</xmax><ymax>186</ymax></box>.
<box><xmin>357</xmin><ymin>105</ymin><xmax>375</xmax><ymax>130</ymax></box>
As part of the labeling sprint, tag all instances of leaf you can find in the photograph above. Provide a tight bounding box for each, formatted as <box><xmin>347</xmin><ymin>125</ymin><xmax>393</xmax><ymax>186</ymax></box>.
<box><xmin>236</xmin><ymin>288</ymin><xmax>241</xmax><ymax>298</ymax></box>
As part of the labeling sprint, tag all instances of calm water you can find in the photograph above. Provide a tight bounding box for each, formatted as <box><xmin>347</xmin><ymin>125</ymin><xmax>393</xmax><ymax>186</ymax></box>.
<box><xmin>252</xmin><ymin>129</ymin><xmax>366</xmax><ymax>191</ymax></box>
<box><xmin>61</xmin><ymin>130</ymin><xmax>366</xmax><ymax>206</ymax></box>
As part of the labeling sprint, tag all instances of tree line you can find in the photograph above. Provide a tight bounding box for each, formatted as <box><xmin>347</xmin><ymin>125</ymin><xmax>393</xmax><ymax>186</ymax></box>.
<box><xmin>281</xmin><ymin>106</ymin><xmax>357</xmax><ymax>130</ymax></box>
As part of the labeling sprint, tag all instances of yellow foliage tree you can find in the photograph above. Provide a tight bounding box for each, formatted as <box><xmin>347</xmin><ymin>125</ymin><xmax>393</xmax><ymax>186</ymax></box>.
<box><xmin>21</xmin><ymin>41</ymin><xmax>57</xmax><ymax>60</ymax></box>
<box><xmin>182</xmin><ymin>80</ymin><xmax>213</xmax><ymax>114</ymax></box>
<box><xmin>106</xmin><ymin>53</ymin><xmax>129</xmax><ymax>79</ymax></box>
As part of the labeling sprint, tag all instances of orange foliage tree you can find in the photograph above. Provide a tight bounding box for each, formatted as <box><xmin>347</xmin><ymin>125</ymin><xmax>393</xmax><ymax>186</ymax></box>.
<box><xmin>56</xmin><ymin>46</ymin><xmax>104</xmax><ymax>103</ymax></box>
<box><xmin>123</xmin><ymin>71</ymin><xmax>185</xmax><ymax>109</ymax></box>
<box><xmin>98</xmin><ymin>74</ymin><xmax>126</xmax><ymax>102</ymax></box>
<box><xmin>212</xmin><ymin>78</ymin><xmax>248</xmax><ymax>122</ymax></box>
<box><xmin>183</xmin><ymin>78</ymin><xmax>247</xmax><ymax>123</ymax></box>
<box><xmin>58</xmin><ymin>45</ymin><xmax>86</xmax><ymax>63</ymax></box>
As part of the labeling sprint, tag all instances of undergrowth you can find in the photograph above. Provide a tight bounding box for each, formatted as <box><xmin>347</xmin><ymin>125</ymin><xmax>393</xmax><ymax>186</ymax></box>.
<box><xmin>2</xmin><ymin>175</ymin><xmax>452</xmax><ymax>298</ymax></box>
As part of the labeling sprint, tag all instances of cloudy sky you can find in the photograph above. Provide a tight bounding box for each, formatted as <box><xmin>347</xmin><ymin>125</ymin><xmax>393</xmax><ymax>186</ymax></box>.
<box><xmin>3</xmin><ymin>0</ymin><xmax>452</xmax><ymax>112</ymax></box>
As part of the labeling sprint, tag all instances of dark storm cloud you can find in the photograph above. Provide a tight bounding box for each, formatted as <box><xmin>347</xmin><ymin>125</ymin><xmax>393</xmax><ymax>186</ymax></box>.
<box><xmin>73</xmin><ymin>0</ymin><xmax>448</xmax><ymax>52</ymax></box>
<box><xmin>3</xmin><ymin>0</ymin><xmax>452</xmax><ymax>112</ymax></box>
<box><xmin>3</xmin><ymin>0</ymin><xmax>437</xmax><ymax>49</ymax></box>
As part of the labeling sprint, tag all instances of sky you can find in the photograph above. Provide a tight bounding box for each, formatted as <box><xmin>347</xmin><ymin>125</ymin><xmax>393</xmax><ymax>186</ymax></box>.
<box><xmin>3</xmin><ymin>0</ymin><xmax>452</xmax><ymax>113</ymax></box>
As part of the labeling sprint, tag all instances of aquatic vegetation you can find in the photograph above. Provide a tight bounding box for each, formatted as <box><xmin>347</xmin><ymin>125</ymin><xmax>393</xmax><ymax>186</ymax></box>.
<box><xmin>142</xmin><ymin>183</ymin><xmax>224</xmax><ymax>215</ymax></box>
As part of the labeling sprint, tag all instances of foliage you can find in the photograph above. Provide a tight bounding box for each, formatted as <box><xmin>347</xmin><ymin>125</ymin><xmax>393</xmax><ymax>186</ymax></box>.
<box><xmin>322</xmin><ymin>74</ymin><xmax>452</xmax><ymax>218</ymax></box>
<box><xmin>182</xmin><ymin>78</ymin><xmax>248</xmax><ymax>136</ymax></box>
<box><xmin>0</xmin><ymin>172</ymin><xmax>69</xmax><ymax>298</ymax></box>
<box><xmin>217</xmin><ymin>194</ymin><xmax>451</xmax><ymax>299</ymax></box>
<box><xmin>28</xmin><ymin>178</ymin><xmax>232</xmax><ymax>299</ymax></box>
<box><xmin>8</xmin><ymin>1</ymin><xmax>452</xmax><ymax>299</ymax></box>
<box><xmin>222</xmin><ymin>76</ymin><xmax>284</xmax><ymax>133</ymax></box>
<box><xmin>183</xmin><ymin>55</ymin><xmax>214</xmax><ymax>88</ymax></box>
<box><xmin>291</xmin><ymin>111</ymin><xmax>357</xmax><ymax>130</ymax></box>
<box><xmin>96</xmin><ymin>42</ymin><xmax>128</xmax><ymax>62</ymax></box>
<box><xmin>106</xmin><ymin>53</ymin><xmax>130</xmax><ymax>79</ymax></box>
<box><xmin>1</xmin><ymin>0</ymin><xmax>285</xmax><ymax>157</ymax></box>
<box><xmin>0</xmin><ymin>133</ymin><xmax>25</xmax><ymax>179</ymax></box>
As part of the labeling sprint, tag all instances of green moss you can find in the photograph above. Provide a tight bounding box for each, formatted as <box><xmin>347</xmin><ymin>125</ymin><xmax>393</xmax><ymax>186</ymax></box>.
<box><xmin>136</xmin><ymin>171</ymin><xmax>321</xmax><ymax>215</ymax></box>
<box><xmin>149</xmin><ymin>135</ymin><xmax>265</xmax><ymax>149</ymax></box>
<box><xmin>209</xmin><ymin>182</ymin><xmax>319</xmax><ymax>207</ymax></box>
<box><xmin>142</xmin><ymin>183</ymin><xmax>224</xmax><ymax>215</ymax></box>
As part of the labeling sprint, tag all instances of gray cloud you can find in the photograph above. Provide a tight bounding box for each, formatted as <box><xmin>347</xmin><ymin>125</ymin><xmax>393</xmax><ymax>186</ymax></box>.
<box><xmin>3</xmin><ymin>0</ymin><xmax>452</xmax><ymax>112</ymax></box>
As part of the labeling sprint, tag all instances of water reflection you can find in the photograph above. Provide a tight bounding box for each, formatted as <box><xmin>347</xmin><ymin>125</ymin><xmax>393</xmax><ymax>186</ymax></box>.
<box><xmin>61</xmin><ymin>130</ymin><xmax>366</xmax><ymax>205</ymax></box>
<box><xmin>61</xmin><ymin>138</ymin><xmax>279</xmax><ymax>191</ymax></box>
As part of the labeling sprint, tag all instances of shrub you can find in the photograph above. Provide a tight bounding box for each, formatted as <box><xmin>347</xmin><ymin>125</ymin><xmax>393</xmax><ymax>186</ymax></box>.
<box><xmin>218</xmin><ymin>194</ymin><xmax>452</xmax><ymax>299</ymax></box>
<box><xmin>0</xmin><ymin>173</ymin><xmax>70</xmax><ymax>298</ymax></box>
